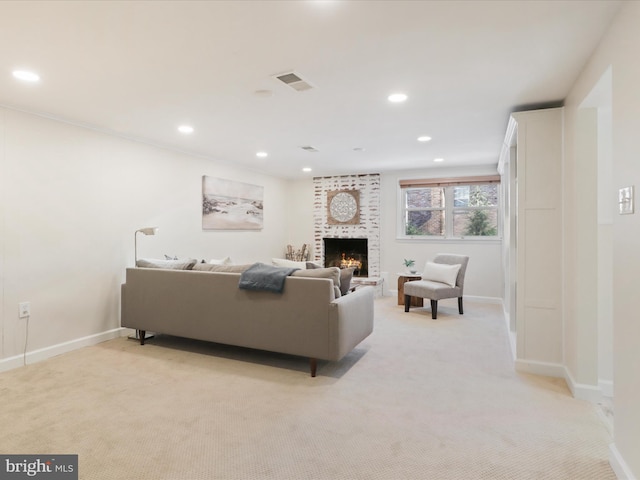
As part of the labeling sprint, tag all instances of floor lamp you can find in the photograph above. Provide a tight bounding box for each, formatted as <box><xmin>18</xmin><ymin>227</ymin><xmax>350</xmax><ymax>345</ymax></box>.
<box><xmin>134</xmin><ymin>227</ymin><xmax>158</xmax><ymax>265</ymax></box>
<box><xmin>131</xmin><ymin>226</ymin><xmax>158</xmax><ymax>341</ymax></box>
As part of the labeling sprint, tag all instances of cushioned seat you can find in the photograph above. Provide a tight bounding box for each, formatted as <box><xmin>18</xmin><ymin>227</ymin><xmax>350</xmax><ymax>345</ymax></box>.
<box><xmin>403</xmin><ymin>254</ymin><xmax>469</xmax><ymax>319</ymax></box>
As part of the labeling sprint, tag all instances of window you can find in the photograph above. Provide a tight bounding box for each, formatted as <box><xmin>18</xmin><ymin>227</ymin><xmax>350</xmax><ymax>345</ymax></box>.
<box><xmin>399</xmin><ymin>176</ymin><xmax>500</xmax><ymax>239</ymax></box>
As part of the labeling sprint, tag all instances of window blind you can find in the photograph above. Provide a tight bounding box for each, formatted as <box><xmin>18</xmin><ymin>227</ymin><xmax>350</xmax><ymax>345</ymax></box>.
<box><xmin>399</xmin><ymin>175</ymin><xmax>500</xmax><ymax>188</ymax></box>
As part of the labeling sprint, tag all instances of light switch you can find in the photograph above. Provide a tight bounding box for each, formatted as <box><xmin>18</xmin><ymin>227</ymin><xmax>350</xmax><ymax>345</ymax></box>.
<box><xmin>619</xmin><ymin>186</ymin><xmax>634</xmax><ymax>215</ymax></box>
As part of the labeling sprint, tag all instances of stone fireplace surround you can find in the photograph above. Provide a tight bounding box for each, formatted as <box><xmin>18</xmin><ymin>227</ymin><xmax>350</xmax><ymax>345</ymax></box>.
<box><xmin>313</xmin><ymin>174</ymin><xmax>380</xmax><ymax>278</ymax></box>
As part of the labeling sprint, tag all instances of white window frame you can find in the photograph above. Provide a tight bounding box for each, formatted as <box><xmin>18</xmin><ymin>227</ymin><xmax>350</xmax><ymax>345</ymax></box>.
<box><xmin>397</xmin><ymin>176</ymin><xmax>501</xmax><ymax>241</ymax></box>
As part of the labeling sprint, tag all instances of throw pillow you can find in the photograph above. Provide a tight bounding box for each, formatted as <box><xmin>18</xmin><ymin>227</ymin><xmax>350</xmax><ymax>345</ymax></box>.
<box><xmin>193</xmin><ymin>263</ymin><xmax>252</xmax><ymax>273</ymax></box>
<box><xmin>305</xmin><ymin>261</ymin><xmax>322</xmax><ymax>269</ymax></box>
<box><xmin>272</xmin><ymin>258</ymin><xmax>308</xmax><ymax>269</ymax></box>
<box><xmin>209</xmin><ymin>256</ymin><xmax>232</xmax><ymax>265</ymax></box>
<box><xmin>137</xmin><ymin>258</ymin><xmax>197</xmax><ymax>270</ymax></box>
<box><xmin>339</xmin><ymin>267</ymin><xmax>355</xmax><ymax>296</ymax></box>
<box><xmin>292</xmin><ymin>267</ymin><xmax>341</xmax><ymax>296</ymax></box>
<box><xmin>421</xmin><ymin>262</ymin><xmax>461</xmax><ymax>287</ymax></box>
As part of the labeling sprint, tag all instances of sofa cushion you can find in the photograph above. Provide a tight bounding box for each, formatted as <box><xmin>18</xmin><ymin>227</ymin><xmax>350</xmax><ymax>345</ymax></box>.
<box><xmin>272</xmin><ymin>258</ymin><xmax>308</xmax><ymax>269</ymax></box>
<box><xmin>307</xmin><ymin>262</ymin><xmax>354</xmax><ymax>295</ymax></box>
<box><xmin>292</xmin><ymin>267</ymin><xmax>341</xmax><ymax>297</ymax></box>
<box><xmin>137</xmin><ymin>258</ymin><xmax>197</xmax><ymax>270</ymax></box>
<box><xmin>421</xmin><ymin>261</ymin><xmax>461</xmax><ymax>287</ymax></box>
<box><xmin>192</xmin><ymin>263</ymin><xmax>252</xmax><ymax>273</ymax></box>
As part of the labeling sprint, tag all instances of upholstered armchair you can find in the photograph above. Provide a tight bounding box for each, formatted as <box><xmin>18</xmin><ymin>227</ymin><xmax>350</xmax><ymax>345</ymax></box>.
<box><xmin>403</xmin><ymin>254</ymin><xmax>469</xmax><ymax>319</ymax></box>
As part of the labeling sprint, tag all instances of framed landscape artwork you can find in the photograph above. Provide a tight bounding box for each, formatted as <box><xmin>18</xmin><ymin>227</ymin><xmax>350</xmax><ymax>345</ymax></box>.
<box><xmin>202</xmin><ymin>176</ymin><xmax>264</xmax><ymax>230</ymax></box>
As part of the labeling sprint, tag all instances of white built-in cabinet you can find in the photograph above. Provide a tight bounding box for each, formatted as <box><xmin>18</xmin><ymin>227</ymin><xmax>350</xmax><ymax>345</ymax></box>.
<box><xmin>499</xmin><ymin>108</ymin><xmax>564</xmax><ymax>372</ymax></box>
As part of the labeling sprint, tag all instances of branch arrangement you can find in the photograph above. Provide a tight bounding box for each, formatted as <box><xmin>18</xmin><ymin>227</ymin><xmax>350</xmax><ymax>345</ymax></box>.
<box><xmin>285</xmin><ymin>244</ymin><xmax>310</xmax><ymax>261</ymax></box>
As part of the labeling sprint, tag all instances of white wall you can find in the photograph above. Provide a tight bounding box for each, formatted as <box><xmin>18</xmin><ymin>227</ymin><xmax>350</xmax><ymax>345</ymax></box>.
<box><xmin>596</xmin><ymin>100</ymin><xmax>614</xmax><ymax>396</ymax></box>
<box><xmin>563</xmin><ymin>2</ymin><xmax>640</xmax><ymax>477</ymax></box>
<box><xmin>285</xmin><ymin>178</ymin><xmax>315</xmax><ymax>256</ymax></box>
<box><xmin>565</xmin><ymin>107</ymin><xmax>599</xmax><ymax>386</ymax></box>
<box><xmin>289</xmin><ymin>165</ymin><xmax>504</xmax><ymax>300</ymax></box>
<box><xmin>380</xmin><ymin>167</ymin><xmax>503</xmax><ymax>300</ymax></box>
<box><xmin>0</xmin><ymin>107</ymin><xmax>290</xmax><ymax>363</ymax></box>
<box><xmin>567</xmin><ymin>69</ymin><xmax>615</xmax><ymax>396</ymax></box>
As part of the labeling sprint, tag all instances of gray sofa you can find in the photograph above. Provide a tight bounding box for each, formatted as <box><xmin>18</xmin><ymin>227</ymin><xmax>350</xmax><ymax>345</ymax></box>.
<box><xmin>120</xmin><ymin>267</ymin><xmax>375</xmax><ymax>376</ymax></box>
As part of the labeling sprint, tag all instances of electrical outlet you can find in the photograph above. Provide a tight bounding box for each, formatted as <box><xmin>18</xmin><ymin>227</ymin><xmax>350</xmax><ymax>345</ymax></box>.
<box><xmin>19</xmin><ymin>302</ymin><xmax>30</xmax><ymax>318</ymax></box>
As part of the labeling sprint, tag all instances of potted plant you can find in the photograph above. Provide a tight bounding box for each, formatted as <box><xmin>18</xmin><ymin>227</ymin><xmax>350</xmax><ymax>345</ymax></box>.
<box><xmin>403</xmin><ymin>258</ymin><xmax>417</xmax><ymax>274</ymax></box>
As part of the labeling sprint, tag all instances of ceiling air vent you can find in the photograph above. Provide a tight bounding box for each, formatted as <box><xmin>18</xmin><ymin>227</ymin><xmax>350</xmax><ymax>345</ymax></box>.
<box><xmin>300</xmin><ymin>146</ymin><xmax>319</xmax><ymax>153</ymax></box>
<box><xmin>273</xmin><ymin>71</ymin><xmax>314</xmax><ymax>92</ymax></box>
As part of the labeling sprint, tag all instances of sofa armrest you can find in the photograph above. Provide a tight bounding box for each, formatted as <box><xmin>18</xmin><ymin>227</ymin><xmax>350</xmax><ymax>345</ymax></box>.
<box><xmin>328</xmin><ymin>286</ymin><xmax>375</xmax><ymax>360</ymax></box>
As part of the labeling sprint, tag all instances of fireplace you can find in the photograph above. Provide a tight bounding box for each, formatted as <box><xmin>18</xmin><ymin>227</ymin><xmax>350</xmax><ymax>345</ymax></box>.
<box><xmin>323</xmin><ymin>238</ymin><xmax>368</xmax><ymax>277</ymax></box>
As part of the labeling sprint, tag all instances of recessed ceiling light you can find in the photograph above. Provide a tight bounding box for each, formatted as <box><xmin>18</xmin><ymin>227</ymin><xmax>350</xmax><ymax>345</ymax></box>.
<box><xmin>256</xmin><ymin>151</ymin><xmax>268</xmax><ymax>158</ymax></box>
<box><xmin>388</xmin><ymin>93</ymin><xmax>408</xmax><ymax>103</ymax></box>
<box><xmin>434</xmin><ymin>158</ymin><xmax>444</xmax><ymax>163</ymax></box>
<box><xmin>302</xmin><ymin>167</ymin><xmax>312</xmax><ymax>172</ymax></box>
<box><xmin>178</xmin><ymin>125</ymin><xmax>194</xmax><ymax>134</ymax></box>
<box><xmin>12</xmin><ymin>70</ymin><xmax>40</xmax><ymax>82</ymax></box>
<box><xmin>417</xmin><ymin>136</ymin><xmax>432</xmax><ymax>142</ymax></box>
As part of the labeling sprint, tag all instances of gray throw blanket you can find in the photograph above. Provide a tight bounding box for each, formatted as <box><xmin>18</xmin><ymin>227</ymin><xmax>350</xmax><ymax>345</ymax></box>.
<box><xmin>238</xmin><ymin>262</ymin><xmax>299</xmax><ymax>293</ymax></box>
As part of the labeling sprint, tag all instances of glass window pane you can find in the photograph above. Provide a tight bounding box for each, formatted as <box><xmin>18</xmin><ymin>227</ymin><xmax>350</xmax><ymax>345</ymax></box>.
<box><xmin>453</xmin><ymin>209</ymin><xmax>498</xmax><ymax>236</ymax></box>
<box><xmin>406</xmin><ymin>188</ymin><xmax>444</xmax><ymax>208</ymax></box>
<box><xmin>453</xmin><ymin>186</ymin><xmax>470</xmax><ymax>207</ymax></box>
<box><xmin>406</xmin><ymin>210</ymin><xmax>444</xmax><ymax>236</ymax></box>
<box><xmin>468</xmin><ymin>184</ymin><xmax>498</xmax><ymax>207</ymax></box>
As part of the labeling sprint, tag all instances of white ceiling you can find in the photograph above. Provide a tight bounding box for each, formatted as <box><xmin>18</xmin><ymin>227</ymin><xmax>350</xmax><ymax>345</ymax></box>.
<box><xmin>0</xmin><ymin>0</ymin><xmax>621</xmax><ymax>179</ymax></box>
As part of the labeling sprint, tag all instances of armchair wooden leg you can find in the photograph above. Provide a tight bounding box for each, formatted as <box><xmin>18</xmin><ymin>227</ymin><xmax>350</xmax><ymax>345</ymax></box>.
<box><xmin>310</xmin><ymin>358</ymin><xmax>317</xmax><ymax>377</ymax></box>
<box><xmin>458</xmin><ymin>297</ymin><xmax>464</xmax><ymax>315</ymax></box>
<box><xmin>430</xmin><ymin>300</ymin><xmax>438</xmax><ymax>319</ymax></box>
<box><xmin>139</xmin><ymin>330</ymin><xmax>146</xmax><ymax>345</ymax></box>
<box><xmin>404</xmin><ymin>294</ymin><xmax>411</xmax><ymax>312</ymax></box>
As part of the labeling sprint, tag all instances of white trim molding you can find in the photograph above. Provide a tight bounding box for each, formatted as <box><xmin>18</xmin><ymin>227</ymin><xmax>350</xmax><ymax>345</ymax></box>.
<box><xmin>609</xmin><ymin>443</ymin><xmax>637</xmax><ymax>480</ymax></box>
<box><xmin>514</xmin><ymin>359</ymin><xmax>566</xmax><ymax>379</ymax></box>
<box><xmin>464</xmin><ymin>295</ymin><xmax>502</xmax><ymax>305</ymax></box>
<box><xmin>0</xmin><ymin>327</ymin><xmax>128</xmax><ymax>373</ymax></box>
<box><xmin>563</xmin><ymin>367</ymin><xmax>604</xmax><ymax>403</ymax></box>
<box><xmin>599</xmin><ymin>379</ymin><xmax>614</xmax><ymax>398</ymax></box>
<box><xmin>515</xmin><ymin>355</ymin><xmax>609</xmax><ymax>404</ymax></box>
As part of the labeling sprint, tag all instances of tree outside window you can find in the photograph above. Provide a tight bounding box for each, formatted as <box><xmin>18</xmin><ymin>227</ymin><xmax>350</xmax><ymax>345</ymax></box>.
<box><xmin>453</xmin><ymin>185</ymin><xmax>498</xmax><ymax>237</ymax></box>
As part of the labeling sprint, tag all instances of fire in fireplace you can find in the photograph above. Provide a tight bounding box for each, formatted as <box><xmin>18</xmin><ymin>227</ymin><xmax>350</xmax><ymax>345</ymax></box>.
<box><xmin>323</xmin><ymin>238</ymin><xmax>368</xmax><ymax>277</ymax></box>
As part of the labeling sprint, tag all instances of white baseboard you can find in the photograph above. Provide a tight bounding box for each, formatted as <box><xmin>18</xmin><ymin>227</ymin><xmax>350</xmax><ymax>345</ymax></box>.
<box><xmin>0</xmin><ymin>328</ymin><xmax>129</xmax><ymax>373</ymax></box>
<box><xmin>500</xmin><ymin>303</ymin><xmax>517</xmax><ymax>361</ymax></box>
<box><xmin>609</xmin><ymin>443</ymin><xmax>637</xmax><ymax>480</ymax></box>
<box><xmin>464</xmin><ymin>295</ymin><xmax>503</xmax><ymax>304</ymax></box>
<box><xmin>507</xmin><ymin>330</ymin><xmax>516</xmax><ymax>361</ymax></box>
<box><xmin>563</xmin><ymin>367</ymin><xmax>604</xmax><ymax>403</ymax></box>
<box><xmin>388</xmin><ymin>291</ymin><xmax>501</xmax><ymax>305</ymax></box>
<box><xmin>599</xmin><ymin>379</ymin><xmax>614</xmax><ymax>398</ymax></box>
<box><xmin>514</xmin><ymin>359</ymin><xmax>566</xmax><ymax>378</ymax></box>
<box><xmin>514</xmin><ymin>360</ymin><xmax>609</xmax><ymax>405</ymax></box>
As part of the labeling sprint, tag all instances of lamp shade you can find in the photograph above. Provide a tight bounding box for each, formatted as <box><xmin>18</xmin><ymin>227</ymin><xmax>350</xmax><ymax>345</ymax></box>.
<box><xmin>136</xmin><ymin>227</ymin><xmax>158</xmax><ymax>236</ymax></box>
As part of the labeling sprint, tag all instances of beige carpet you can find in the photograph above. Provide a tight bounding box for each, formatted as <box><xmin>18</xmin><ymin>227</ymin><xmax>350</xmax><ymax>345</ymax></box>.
<box><xmin>0</xmin><ymin>297</ymin><xmax>615</xmax><ymax>480</ymax></box>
